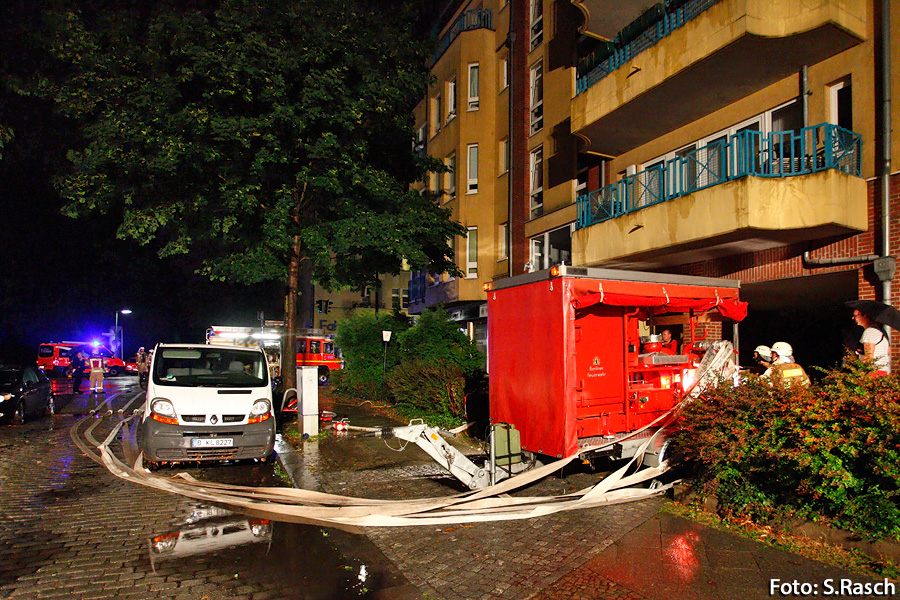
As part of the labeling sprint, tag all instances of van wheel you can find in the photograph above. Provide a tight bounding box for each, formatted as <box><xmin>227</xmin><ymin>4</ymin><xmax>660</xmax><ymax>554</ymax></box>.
<box><xmin>318</xmin><ymin>367</ymin><xmax>330</xmax><ymax>386</ymax></box>
<box><xmin>108</xmin><ymin>367</ymin><xmax>120</xmax><ymax>377</ymax></box>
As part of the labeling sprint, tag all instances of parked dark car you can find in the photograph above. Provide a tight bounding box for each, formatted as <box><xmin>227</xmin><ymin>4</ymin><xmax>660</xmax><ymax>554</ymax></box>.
<box><xmin>0</xmin><ymin>365</ymin><xmax>54</xmax><ymax>424</ymax></box>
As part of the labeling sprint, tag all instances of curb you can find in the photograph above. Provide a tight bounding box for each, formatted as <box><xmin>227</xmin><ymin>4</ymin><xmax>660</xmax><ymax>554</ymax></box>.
<box><xmin>274</xmin><ymin>434</ymin><xmax>319</xmax><ymax>491</ymax></box>
<box><xmin>673</xmin><ymin>483</ymin><xmax>900</xmax><ymax>565</ymax></box>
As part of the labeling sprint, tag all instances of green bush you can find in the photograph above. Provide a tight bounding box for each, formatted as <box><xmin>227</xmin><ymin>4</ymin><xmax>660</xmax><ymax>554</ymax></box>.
<box><xmin>333</xmin><ymin>311</ymin><xmax>410</xmax><ymax>400</ymax></box>
<box><xmin>388</xmin><ymin>359</ymin><xmax>467</xmax><ymax>419</ymax></box>
<box><xmin>674</xmin><ymin>359</ymin><xmax>900</xmax><ymax>540</ymax></box>
<box><xmin>388</xmin><ymin>308</ymin><xmax>485</xmax><ymax>419</ymax></box>
<box><xmin>333</xmin><ymin>307</ymin><xmax>485</xmax><ymax>421</ymax></box>
<box><xmin>395</xmin><ymin>308</ymin><xmax>485</xmax><ymax>377</ymax></box>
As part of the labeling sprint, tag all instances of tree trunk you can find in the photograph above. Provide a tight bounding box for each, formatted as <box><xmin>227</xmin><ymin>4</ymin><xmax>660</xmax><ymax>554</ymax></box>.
<box><xmin>300</xmin><ymin>259</ymin><xmax>315</xmax><ymax>330</ymax></box>
<box><xmin>282</xmin><ymin>236</ymin><xmax>301</xmax><ymax>395</ymax></box>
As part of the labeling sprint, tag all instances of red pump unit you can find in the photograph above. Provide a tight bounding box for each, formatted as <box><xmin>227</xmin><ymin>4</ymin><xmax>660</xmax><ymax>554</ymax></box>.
<box><xmin>487</xmin><ymin>265</ymin><xmax>746</xmax><ymax>461</ymax></box>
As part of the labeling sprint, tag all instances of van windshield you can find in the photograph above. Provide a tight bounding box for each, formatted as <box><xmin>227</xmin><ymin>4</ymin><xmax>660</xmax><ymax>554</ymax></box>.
<box><xmin>152</xmin><ymin>347</ymin><xmax>269</xmax><ymax>388</ymax></box>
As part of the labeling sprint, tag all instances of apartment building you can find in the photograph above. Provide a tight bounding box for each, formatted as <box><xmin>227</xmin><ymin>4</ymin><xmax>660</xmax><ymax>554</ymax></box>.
<box><xmin>413</xmin><ymin>0</ymin><xmax>898</xmax><ymax>369</ymax></box>
<box><xmin>408</xmin><ymin>2</ymin><xmax>512</xmax><ymax>354</ymax></box>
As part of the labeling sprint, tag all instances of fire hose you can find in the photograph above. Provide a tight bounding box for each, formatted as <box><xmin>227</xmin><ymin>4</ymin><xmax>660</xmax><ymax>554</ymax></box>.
<box><xmin>71</xmin><ymin>343</ymin><xmax>734</xmax><ymax>529</ymax></box>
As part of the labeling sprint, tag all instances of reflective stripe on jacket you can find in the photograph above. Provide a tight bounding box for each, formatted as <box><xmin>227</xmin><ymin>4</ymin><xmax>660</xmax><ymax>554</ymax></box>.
<box><xmin>770</xmin><ymin>362</ymin><xmax>811</xmax><ymax>387</ymax></box>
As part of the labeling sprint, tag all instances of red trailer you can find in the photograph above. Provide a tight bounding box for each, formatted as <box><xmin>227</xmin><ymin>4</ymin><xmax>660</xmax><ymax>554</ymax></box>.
<box><xmin>487</xmin><ymin>265</ymin><xmax>747</xmax><ymax>463</ymax></box>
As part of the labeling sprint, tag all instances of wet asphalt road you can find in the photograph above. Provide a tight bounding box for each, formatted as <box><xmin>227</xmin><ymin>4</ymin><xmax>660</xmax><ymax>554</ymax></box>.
<box><xmin>0</xmin><ymin>375</ymin><xmax>419</xmax><ymax>599</ymax></box>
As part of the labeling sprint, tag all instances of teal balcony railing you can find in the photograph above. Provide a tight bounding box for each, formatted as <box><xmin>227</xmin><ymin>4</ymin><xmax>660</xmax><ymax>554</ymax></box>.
<box><xmin>576</xmin><ymin>123</ymin><xmax>862</xmax><ymax>229</ymax></box>
<box><xmin>430</xmin><ymin>8</ymin><xmax>494</xmax><ymax>67</ymax></box>
<box><xmin>576</xmin><ymin>0</ymin><xmax>723</xmax><ymax>95</ymax></box>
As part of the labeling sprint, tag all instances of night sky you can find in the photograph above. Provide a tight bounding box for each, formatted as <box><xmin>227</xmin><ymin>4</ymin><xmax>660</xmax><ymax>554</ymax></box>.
<box><xmin>0</xmin><ymin>73</ymin><xmax>283</xmax><ymax>364</ymax></box>
<box><xmin>0</xmin><ymin>0</ymin><xmax>453</xmax><ymax>365</ymax></box>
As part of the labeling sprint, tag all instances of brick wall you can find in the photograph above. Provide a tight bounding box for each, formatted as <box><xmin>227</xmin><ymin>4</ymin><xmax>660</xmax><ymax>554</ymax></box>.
<box><xmin>509</xmin><ymin>0</ymin><xmax>530</xmax><ymax>274</ymax></box>
<box><xmin>674</xmin><ymin>173</ymin><xmax>900</xmax><ymax>363</ymax></box>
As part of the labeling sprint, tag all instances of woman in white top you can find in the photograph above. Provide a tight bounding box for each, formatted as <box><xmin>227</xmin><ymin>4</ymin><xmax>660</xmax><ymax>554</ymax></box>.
<box><xmin>851</xmin><ymin>309</ymin><xmax>890</xmax><ymax>373</ymax></box>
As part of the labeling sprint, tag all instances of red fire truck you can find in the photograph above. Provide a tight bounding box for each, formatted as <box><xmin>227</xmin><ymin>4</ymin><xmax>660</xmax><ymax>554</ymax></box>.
<box><xmin>486</xmin><ymin>264</ymin><xmax>747</xmax><ymax>466</ymax></box>
<box><xmin>294</xmin><ymin>330</ymin><xmax>343</xmax><ymax>385</ymax></box>
<box><xmin>205</xmin><ymin>326</ymin><xmax>342</xmax><ymax>385</ymax></box>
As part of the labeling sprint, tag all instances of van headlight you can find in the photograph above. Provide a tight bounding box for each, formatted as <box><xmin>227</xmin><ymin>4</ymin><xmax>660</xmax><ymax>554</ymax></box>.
<box><xmin>149</xmin><ymin>398</ymin><xmax>179</xmax><ymax>425</ymax></box>
<box><xmin>248</xmin><ymin>399</ymin><xmax>271</xmax><ymax>424</ymax></box>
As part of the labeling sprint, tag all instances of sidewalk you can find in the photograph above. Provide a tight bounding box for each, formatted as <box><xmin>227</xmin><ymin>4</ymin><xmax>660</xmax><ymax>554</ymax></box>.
<box><xmin>277</xmin><ymin>415</ymin><xmax>892</xmax><ymax>600</ymax></box>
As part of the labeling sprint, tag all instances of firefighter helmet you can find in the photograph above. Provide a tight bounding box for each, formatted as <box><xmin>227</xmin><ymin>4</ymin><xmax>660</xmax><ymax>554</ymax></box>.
<box><xmin>771</xmin><ymin>341</ymin><xmax>793</xmax><ymax>359</ymax></box>
<box><xmin>754</xmin><ymin>345</ymin><xmax>771</xmax><ymax>357</ymax></box>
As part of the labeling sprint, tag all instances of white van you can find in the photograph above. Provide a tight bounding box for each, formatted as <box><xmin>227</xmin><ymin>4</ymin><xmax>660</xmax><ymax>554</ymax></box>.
<box><xmin>140</xmin><ymin>343</ymin><xmax>276</xmax><ymax>466</ymax></box>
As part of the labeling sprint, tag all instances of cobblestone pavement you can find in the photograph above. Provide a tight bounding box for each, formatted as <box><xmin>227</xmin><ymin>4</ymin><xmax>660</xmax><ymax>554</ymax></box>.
<box><xmin>283</xmin><ymin>411</ymin><xmax>883</xmax><ymax>600</ymax></box>
<box><xmin>0</xmin><ymin>383</ymin><xmax>416</xmax><ymax>600</ymax></box>
<box><xmin>2</xmin><ymin>383</ymin><xmax>886</xmax><ymax>600</ymax></box>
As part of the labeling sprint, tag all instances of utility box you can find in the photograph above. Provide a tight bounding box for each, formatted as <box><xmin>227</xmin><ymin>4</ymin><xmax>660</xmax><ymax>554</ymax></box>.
<box><xmin>492</xmin><ymin>423</ymin><xmax>521</xmax><ymax>467</ymax></box>
<box><xmin>487</xmin><ymin>265</ymin><xmax>746</xmax><ymax>461</ymax></box>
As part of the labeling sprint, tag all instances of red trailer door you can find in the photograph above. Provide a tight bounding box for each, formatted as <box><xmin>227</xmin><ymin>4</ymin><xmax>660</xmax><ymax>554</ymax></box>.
<box><xmin>573</xmin><ymin>304</ymin><xmax>627</xmax><ymax>440</ymax></box>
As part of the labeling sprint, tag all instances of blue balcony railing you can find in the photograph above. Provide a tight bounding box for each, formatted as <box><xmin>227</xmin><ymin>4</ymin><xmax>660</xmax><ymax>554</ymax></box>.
<box><xmin>576</xmin><ymin>0</ymin><xmax>723</xmax><ymax>95</ymax></box>
<box><xmin>430</xmin><ymin>8</ymin><xmax>494</xmax><ymax>67</ymax></box>
<box><xmin>576</xmin><ymin>123</ymin><xmax>862</xmax><ymax>229</ymax></box>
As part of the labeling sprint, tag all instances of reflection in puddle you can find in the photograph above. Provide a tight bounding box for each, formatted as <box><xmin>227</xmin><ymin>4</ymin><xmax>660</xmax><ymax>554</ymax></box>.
<box><xmin>149</xmin><ymin>506</ymin><xmax>273</xmax><ymax>572</ymax></box>
<box><xmin>146</xmin><ymin>503</ymin><xmax>396</xmax><ymax>598</ymax></box>
<box><xmin>662</xmin><ymin>530</ymin><xmax>701</xmax><ymax>583</ymax></box>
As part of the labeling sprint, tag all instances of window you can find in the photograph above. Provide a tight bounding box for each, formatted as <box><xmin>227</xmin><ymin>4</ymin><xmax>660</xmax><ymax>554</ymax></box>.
<box><xmin>466</xmin><ymin>227</ymin><xmax>478</xmax><ymax>277</ymax></box>
<box><xmin>531</xmin><ymin>224</ymin><xmax>573</xmax><ymax>270</ymax></box>
<box><xmin>447</xmin><ymin>79</ymin><xmax>457</xmax><ymax>122</ymax></box>
<box><xmin>643</xmin><ymin>112</ymin><xmax>767</xmax><ymax>196</ymax></box>
<box><xmin>530</xmin><ymin>61</ymin><xmax>543</xmax><ymax>135</ymax></box>
<box><xmin>673</xmin><ymin>144</ymin><xmax>697</xmax><ymax>192</ymax></box>
<box><xmin>830</xmin><ymin>79</ymin><xmax>852</xmax><ymax>130</ymax></box>
<box><xmin>432</xmin><ymin>93</ymin><xmax>442</xmax><ymax>134</ymax></box>
<box><xmin>530</xmin><ymin>0</ymin><xmax>543</xmax><ymax>50</ymax></box>
<box><xmin>468</xmin><ymin>64</ymin><xmax>480</xmax><ymax>110</ymax></box>
<box><xmin>576</xmin><ymin>164</ymin><xmax>589</xmax><ymax>197</ymax></box>
<box><xmin>467</xmin><ymin>144</ymin><xmax>479</xmax><ymax>193</ymax></box>
<box><xmin>770</xmin><ymin>100</ymin><xmax>803</xmax><ymax>171</ymax></box>
<box><xmin>414</xmin><ymin>124</ymin><xmax>427</xmax><ymax>155</ymax></box>
<box><xmin>529</xmin><ymin>238</ymin><xmax>543</xmax><ymax>272</ymax></box>
<box><xmin>530</xmin><ymin>146</ymin><xmax>544</xmax><ymax>219</ymax></box>
<box><xmin>500</xmin><ymin>57</ymin><xmax>509</xmax><ymax>90</ymax></box>
<box><xmin>391</xmin><ymin>289</ymin><xmax>409</xmax><ymax>310</ymax></box>
<box><xmin>635</xmin><ymin>160</ymin><xmax>664</xmax><ymax>207</ymax></box>
<box><xmin>499</xmin><ymin>138</ymin><xmax>509</xmax><ymax>174</ymax></box>
<box><xmin>445</xmin><ymin>153</ymin><xmax>456</xmax><ymax>199</ymax></box>
<box><xmin>499</xmin><ymin>223</ymin><xmax>509</xmax><ymax>259</ymax></box>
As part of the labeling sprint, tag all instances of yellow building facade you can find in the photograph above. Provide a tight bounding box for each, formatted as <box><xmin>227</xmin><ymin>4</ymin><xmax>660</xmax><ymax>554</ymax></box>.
<box><xmin>415</xmin><ymin>0</ymin><xmax>898</xmax><ymax>369</ymax></box>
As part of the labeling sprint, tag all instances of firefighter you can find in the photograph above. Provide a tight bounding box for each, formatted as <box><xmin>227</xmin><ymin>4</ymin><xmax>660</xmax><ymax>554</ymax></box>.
<box><xmin>69</xmin><ymin>350</ymin><xmax>86</xmax><ymax>394</ymax></box>
<box><xmin>136</xmin><ymin>347</ymin><xmax>149</xmax><ymax>387</ymax></box>
<box><xmin>88</xmin><ymin>351</ymin><xmax>106</xmax><ymax>394</ymax></box>
<box><xmin>763</xmin><ymin>342</ymin><xmax>810</xmax><ymax>387</ymax></box>
<box><xmin>751</xmin><ymin>345</ymin><xmax>772</xmax><ymax>374</ymax></box>
<box><xmin>660</xmin><ymin>329</ymin><xmax>679</xmax><ymax>353</ymax></box>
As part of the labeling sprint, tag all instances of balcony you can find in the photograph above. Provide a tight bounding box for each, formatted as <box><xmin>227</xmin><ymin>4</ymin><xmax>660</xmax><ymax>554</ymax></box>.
<box><xmin>429</xmin><ymin>8</ymin><xmax>494</xmax><ymax>67</ymax></box>
<box><xmin>407</xmin><ymin>271</ymin><xmax>460</xmax><ymax>315</ymax></box>
<box><xmin>571</xmin><ymin>0</ymin><xmax>866</xmax><ymax>156</ymax></box>
<box><xmin>572</xmin><ymin>123</ymin><xmax>867</xmax><ymax>269</ymax></box>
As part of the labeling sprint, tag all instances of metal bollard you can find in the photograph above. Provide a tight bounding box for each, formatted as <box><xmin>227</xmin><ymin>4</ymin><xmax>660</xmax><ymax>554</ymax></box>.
<box><xmin>297</xmin><ymin>366</ymin><xmax>319</xmax><ymax>438</ymax></box>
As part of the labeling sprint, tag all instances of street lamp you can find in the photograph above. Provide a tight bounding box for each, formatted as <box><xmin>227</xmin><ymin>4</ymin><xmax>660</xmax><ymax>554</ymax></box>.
<box><xmin>116</xmin><ymin>309</ymin><xmax>132</xmax><ymax>359</ymax></box>
<box><xmin>380</xmin><ymin>330</ymin><xmax>392</xmax><ymax>399</ymax></box>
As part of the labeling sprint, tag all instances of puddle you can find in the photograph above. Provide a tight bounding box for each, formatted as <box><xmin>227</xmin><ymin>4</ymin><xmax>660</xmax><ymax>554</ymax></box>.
<box><xmin>147</xmin><ymin>502</ymin><xmax>408</xmax><ymax>598</ymax></box>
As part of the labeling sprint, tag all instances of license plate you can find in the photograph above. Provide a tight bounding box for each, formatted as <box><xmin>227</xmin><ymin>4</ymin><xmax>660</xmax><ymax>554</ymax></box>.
<box><xmin>191</xmin><ymin>438</ymin><xmax>233</xmax><ymax>448</ymax></box>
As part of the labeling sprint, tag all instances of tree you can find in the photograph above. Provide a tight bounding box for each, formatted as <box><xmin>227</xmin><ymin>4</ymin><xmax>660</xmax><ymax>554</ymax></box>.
<box><xmin>27</xmin><ymin>0</ymin><xmax>464</xmax><ymax>390</ymax></box>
